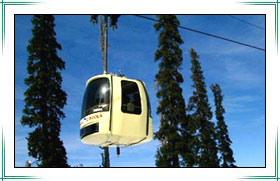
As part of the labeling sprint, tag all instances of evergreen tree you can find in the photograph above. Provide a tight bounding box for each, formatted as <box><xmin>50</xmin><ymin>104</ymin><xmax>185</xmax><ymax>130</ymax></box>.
<box><xmin>21</xmin><ymin>15</ymin><xmax>69</xmax><ymax>167</ymax></box>
<box><xmin>154</xmin><ymin>15</ymin><xmax>187</xmax><ymax>167</ymax></box>
<box><xmin>179</xmin><ymin>114</ymin><xmax>199</xmax><ymax>167</ymax></box>
<box><xmin>186</xmin><ymin>48</ymin><xmax>219</xmax><ymax>167</ymax></box>
<box><xmin>210</xmin><ymin>84</ymin><xmax>236</xmax><ymax>167</ymax></box>
<box><xmin>90</xmin><ymin>15</ymin><xmax>121</xmax><ymax>29</ymax></box>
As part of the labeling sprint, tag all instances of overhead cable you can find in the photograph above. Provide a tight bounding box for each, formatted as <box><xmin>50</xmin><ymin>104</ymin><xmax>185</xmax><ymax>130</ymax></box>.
<box><xmin>227</xmin><ymin>15</ymin><xmax>265</xmax><ymax>30</ymax></box>
<box><xmin>15</xmin><ymin>137</ymin><xmax>26</xmax><ymax>143</ymax></box>
<box><xmin>134</xmin><ymin>15</ymin><xmax>265</xmax><ymax>52</ymax></box>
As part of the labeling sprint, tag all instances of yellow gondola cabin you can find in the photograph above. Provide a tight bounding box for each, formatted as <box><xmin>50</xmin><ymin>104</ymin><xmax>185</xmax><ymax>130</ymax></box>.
<box><xmin>80</xmin><ymin>73</ymin><xmax>153</xmax><ymax>147</ymax></box>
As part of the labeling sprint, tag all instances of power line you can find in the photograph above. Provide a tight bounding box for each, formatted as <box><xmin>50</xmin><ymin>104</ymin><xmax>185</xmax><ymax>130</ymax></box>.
<box><xmin>134</xmin><ymin>15</ymin><xmax>265</xmax><ymax>52</ymax></box>
<box><xmin>227</xmin><ymin>15</ymin><xmax>265</xmax><ymax>31</ymax></box>
<box><xmin>15</xmin><ymin>137</ymin><xmax>26</xmax><ymax>143</ymax></box>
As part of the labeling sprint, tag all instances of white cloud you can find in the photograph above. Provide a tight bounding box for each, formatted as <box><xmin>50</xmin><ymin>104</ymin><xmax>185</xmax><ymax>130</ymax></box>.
<box><xmin>247</xmin><ymin>115</ymin><xmax>265</xmax><ymax>127</ymax></box>
<box><xmin>223</xmin><ymin>60</ymin><xmax>264</xmax><ymax>89</ymax></box>
<box><xmin>224</xmin><ymin>102</ymin><xmax>257</xmax><ymax>114</ymax></box>
<box><xmin>226</xmin><ymin>95</ymin><xmax>261</xmax><ymax>103</ymax></box>
<box><xmin>223</xmin><ymin>94</ymin><xmax>263</xmax><ymax>114</ymax></box>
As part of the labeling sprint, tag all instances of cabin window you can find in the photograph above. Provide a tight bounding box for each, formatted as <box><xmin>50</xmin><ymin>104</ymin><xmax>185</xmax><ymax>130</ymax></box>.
<box><xmin>121</xmin><ymin>80</ymin><xmax>142</xmax><ymax>114</ymax></box>
<box><xmin>81</xmin><ymin>78</ymin><xmax>110</xmax><ymax>118</ymax></box>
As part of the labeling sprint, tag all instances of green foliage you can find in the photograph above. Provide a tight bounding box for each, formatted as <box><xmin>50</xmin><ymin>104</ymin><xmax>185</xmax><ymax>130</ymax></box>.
<box><xmin>185</xmin><ymin>48</ymin><xmax>219</xmax><ymax>167</ymax></box>
<box><xmin>154</xmin><ymin>15</ymin><xmax>187</xmax><ymax>167</ymax></box>
<box><xmin>155</xmin><ymin>143</ymin><xmax>180</xmax><ymax>167</ymax></box>
<box><xmin>90</xmin><ymin>15</ymin><xmax>121</xmax><ymax>29</ymax></box>
<box><xmin>210</xmin><ymin>84</ymin><xmax>236</xmax><ymax>167</ymax></box>
<box><xmin>21</xmin><ymin>15</ymin><xmax>69</xmax><ymax>167</ymax></box>
<box><xmin>179</xmin><ymin>114</ymin><xmax>200</xmax><ymax>167</ymax></box>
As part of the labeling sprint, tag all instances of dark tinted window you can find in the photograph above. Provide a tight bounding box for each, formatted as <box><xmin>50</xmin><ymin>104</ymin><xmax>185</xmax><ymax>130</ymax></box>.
<box><xmin>81</xmin><ymin>78</ymin><xmax>110</xmax><ymax>118</ymax></box>
<box><xmin>121</xmin><ymin>81</ymin><xmax>141</xmax><ymax>114</ymax></box>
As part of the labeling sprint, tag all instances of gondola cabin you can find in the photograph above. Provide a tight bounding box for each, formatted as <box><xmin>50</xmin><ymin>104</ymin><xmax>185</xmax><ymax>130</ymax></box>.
<box><xmin>80</xmin><ymin>73</ymin><xmax>153</xmax><ymax>147</ymax></box>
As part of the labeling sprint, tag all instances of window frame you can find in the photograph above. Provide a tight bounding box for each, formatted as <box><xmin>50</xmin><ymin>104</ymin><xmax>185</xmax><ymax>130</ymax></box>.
<box><xmin>121</xmin><ymin>80</ymin><xmax>142</xmax><ymax>115</ymax></box>
<box><xmin>81</xmin><ymin>77</ymin><xmax>111</xmax><ymax>118</ymax></box>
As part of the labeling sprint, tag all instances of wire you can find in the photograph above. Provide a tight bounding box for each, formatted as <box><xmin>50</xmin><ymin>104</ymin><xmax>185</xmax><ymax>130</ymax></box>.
<box><xmin>134</xmin><ymin>15</ymin><xmax>265</xmax><ymax>52</ymax></box>
<box><xmin>15</xmin><ymin>137</ymin><xmax>26</xmax><ymax>143</ymax></box>
<box><xmin>227</xmin><ymin>15</ymin><xmax>265</xmax><ymax>31</ymax></box>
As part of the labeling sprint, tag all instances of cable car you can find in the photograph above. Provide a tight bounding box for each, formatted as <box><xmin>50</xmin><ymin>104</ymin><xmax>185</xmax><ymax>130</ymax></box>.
<box><xmin>80</xmin><ymin>73</ymin><xmax>153</xmax><ymax>147</ymax></box>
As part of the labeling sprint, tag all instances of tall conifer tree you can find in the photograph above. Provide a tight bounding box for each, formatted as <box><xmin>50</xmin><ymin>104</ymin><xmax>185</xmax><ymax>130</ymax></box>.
<box><xmin>21</xmin><ymin>15</ymin><xmax>69</xmax><ymax>167</ymax></box>
<box><xmin>187</xmin><ymin>48</ymin><xmax>219</xmax><ymax>167</ymax></box>
<box><xmin>210</xmin><ymin>84</ymin><xmax>236</xmax><ymax>167</ymax></box>
<box><xmin>179</xmin><ymin>114</ymin><xmax>199</xmax><ymax>167</ymax></box>
<box><xmin>154</xmin><ymin>15</ymin><xmax>187</xmax><ymax>167</ymax></box>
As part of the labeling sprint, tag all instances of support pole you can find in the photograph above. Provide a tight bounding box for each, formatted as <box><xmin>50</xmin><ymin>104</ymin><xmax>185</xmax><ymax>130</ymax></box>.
<box><xmin>104</xmin><ymin>146</ymin><xmax>110</xmax><ymax>167</ymax></box>
<box><xmin>103</xmin><ymin>15</ymin><xmax>108</xmax><ymax>74</ymax></box>
<box><xmin>100</xmin><ymin>15</ymin><xmax>110</xmax><ymax>167</ymax></box>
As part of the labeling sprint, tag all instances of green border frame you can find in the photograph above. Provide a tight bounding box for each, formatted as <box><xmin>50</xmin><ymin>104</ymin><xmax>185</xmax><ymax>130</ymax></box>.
<box><xmin>0</xmin><ymin>0</ymin><xmax>271</xmax><ymax>179</ymax></box>
<box><xmin>239</xmin><ymin>131</ymin><xmax>279</xmax><ymax>180</ymax></box>
<box><xmin>241</xmin><ymin>0</ymin><xmax>279</xmax><ymax>50</ymax></box>
<box><xmin>239</xmin><ymin>0</ymin><xmax>278</xmax><ymax>178</ymax></box>
<box><xmin>1</xmin><ymin>128</ymin><xmax>42</xmax><ymax>180</ymax></box>
<box><xmin>0</xmin><ymin>1</ymin><xmax>43</xmax><ymax>179</ymax></box>
<box><xmin>0</xmin><ymin>0</ymin><xmax>40</xmax><ymax>52</ymax></box>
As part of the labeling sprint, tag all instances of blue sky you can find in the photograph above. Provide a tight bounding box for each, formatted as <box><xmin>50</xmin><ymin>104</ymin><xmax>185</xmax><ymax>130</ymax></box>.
<box><xmin>15</xmin><ymin>15</ymin><xmax>265</xmax><ymax>167</ymax></box>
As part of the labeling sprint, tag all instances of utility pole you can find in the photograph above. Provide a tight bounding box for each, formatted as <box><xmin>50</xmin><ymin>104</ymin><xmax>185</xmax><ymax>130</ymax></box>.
<box><xmin>100</xmin><ymin>16</ymin><xmax>108</xmax><ymax>74</ymax></box>
<box><xmin>99</xmin><ymin>15</ymin><xmax>110</xmax><ymax>167</ymax></box>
